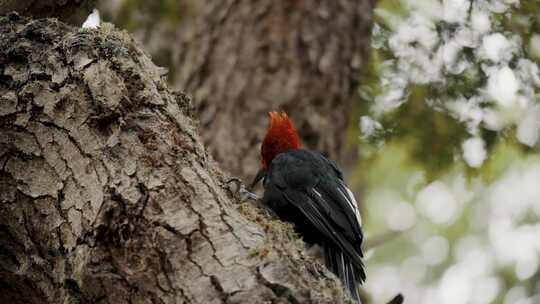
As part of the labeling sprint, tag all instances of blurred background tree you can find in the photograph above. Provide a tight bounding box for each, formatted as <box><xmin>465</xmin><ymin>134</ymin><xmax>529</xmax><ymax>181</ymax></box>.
<box><xmin>100</xmin><ymin>0</ymin><xmax>376</xmax><ymax>180</ymax></box>
<box><xmin>98</xmin><ymin>0</ymin><xmax>188</xmax><ymax>76</ymax></box>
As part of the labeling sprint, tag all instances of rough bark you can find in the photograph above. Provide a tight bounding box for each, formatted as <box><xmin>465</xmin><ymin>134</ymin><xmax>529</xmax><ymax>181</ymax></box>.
<box><xmin>0</xmin><ymin>14</ymin><xmax>353</xmax><ymax>304</ymax></box>
<box><xmin>0</xmin><ymin>0</ymin><xmax>95</xmax><ymax>25</ymax></box>
<box><xmin>175</xmin><ymin>0</ymin><xmax>376</xmax><ymax>179</ymax></box>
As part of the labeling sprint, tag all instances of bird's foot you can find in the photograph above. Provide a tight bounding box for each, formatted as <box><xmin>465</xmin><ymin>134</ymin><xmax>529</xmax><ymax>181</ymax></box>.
<box><xmin>226</xmin><ymin>178</ymin><xmax>261</xmax><ymax>202</ymax></box>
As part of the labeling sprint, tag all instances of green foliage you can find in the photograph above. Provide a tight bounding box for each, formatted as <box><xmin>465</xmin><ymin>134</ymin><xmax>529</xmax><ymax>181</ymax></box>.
<box><xmin>352</xmin><ymin>1</ymin><xmax>540</xmax><ymax>303</ymax></box>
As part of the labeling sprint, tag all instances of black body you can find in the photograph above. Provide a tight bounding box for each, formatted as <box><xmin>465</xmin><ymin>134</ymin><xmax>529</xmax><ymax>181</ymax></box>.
<box><xmin>262</xmin><ymin>149</ymin><xmax>365</xmax><ymax>302</ymax></box>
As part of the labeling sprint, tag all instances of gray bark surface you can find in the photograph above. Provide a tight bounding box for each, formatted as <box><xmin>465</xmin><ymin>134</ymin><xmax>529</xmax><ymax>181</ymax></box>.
<box><xmin>175</xmin><ymin>0</ymin><xmax>376</xmax><ymax>179</ymax></box>
<box><xmin>0</xmin><ymin>14</ymin><xmax>353</xmax><ymax>304</ymax></box>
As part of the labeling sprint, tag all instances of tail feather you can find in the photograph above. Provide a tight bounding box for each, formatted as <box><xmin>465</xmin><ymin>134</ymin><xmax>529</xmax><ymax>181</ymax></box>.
<box><xmin>324</xmin><ymin>244</ymin><xmax>363</xmax><ymax>304</ymax></box>
<box><xmin>345</xmin><ymin>258</ymin><xmax>360</xmax><ymax>301</ymax></box>
<box><xmin>387</xmin><ymin>294</ymin><xmax>404</xmax><ymax>304</ymax></box>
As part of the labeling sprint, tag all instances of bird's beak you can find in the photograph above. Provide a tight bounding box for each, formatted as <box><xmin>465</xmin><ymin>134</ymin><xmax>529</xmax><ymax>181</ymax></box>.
<box><xmin>249</xmin><ymin>168</ymin><xmax>266</xmax><ymax>190</ymax></box>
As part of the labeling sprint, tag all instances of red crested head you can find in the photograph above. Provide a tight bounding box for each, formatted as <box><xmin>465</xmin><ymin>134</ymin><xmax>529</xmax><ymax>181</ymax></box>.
<box><xmin>261</xmin><ymin>111</ymin><xmax>302</xmax><ymax>168</ymax></box>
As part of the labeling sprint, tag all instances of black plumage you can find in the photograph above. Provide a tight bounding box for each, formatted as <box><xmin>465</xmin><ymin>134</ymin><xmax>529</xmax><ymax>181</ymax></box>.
<box><xmin>261</xmin><ymin>149</ymin><xmax>365</xmax><ymax>302</ymax></box>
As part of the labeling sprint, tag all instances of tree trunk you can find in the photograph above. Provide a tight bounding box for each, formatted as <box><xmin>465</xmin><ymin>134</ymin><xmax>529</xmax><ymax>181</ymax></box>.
<box><xmin>0</xmin><ymin>14</ymin><xmax>353</xmax><ymax>304</ymax></box>
<box><xmin>175</xmin><ymin>0</ymin><xmax>376</xmax><ymax>179</ymax></box>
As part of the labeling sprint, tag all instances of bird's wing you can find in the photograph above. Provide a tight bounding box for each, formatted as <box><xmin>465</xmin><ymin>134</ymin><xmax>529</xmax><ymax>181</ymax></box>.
<box><xmin>280</xmin><ymin>187</ymin><xmax>365</xmax><ymax>272</ymax></box>
<box><xmin>315</xmin><ymin>177</ymin><xmax>363</xmax><ymax>245</ymax></box>
<box><xmin>315</xmin><ymin>153</ymin><xmax>363</xmax><ymax>232</ymax></box>
<box><xmin>266</xmin><ymin>150</ymin><xmax>364</xmax><ymax>269</ymax></box>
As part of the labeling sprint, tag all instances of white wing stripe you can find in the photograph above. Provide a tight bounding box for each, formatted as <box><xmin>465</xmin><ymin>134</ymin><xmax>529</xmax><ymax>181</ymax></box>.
<box><xmin>312</xmin><ymin>184</ymin><xmax>363</xmax><ymax>228</ymax></box>
<box><xmin>338</xmin><ymin>182</ymin><xmax>362</xmax><ymax>227</ymax></box>
<box><xmin>313</xmin><ymin>188</ymin><xmax>323</xmax><ymax>198</ymax></box>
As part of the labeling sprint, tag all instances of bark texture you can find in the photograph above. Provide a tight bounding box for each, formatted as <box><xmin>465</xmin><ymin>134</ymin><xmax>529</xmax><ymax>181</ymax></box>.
<box><xmin>0</xmin><ymin>14</ymin><xmax>353</xmax><ymax>304</ymax></box>
<box><xmin>175</xmin><ymin>0</ymin><xmax>376</xmax><ymax>179</ymax></box>
<box><xmin>0</xmin><ymin>0</ymin><xmax>95</xmax><ymax>25</ymax></box>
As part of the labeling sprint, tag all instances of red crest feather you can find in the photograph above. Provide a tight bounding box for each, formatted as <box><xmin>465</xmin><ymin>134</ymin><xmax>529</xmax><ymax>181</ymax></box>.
<box><xmin>261</xmin><ymin>111</ymin><xmax>302</xmax><ymax>168</ymax></box>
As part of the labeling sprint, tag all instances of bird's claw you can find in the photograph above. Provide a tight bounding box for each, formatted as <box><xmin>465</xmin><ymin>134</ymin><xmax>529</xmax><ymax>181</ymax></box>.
<box><xmin>239</xmin><ymin>185</ymin><xmax>260</xmax><ymax>201</ymax></box>
<box><xmin>225</xmin><ymin>178</ymin><xmax>260</xmax><ymax>202</ymax></box>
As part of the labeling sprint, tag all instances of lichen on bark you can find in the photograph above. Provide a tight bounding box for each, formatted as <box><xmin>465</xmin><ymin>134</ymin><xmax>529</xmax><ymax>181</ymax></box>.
<box><xmin>0</xmin><ymin>13</ymin><xmax>354</xmax><ymax>304</ymax></box>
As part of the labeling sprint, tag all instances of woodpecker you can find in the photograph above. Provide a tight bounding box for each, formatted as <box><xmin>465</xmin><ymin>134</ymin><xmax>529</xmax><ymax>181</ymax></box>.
<box><xmin>252</xmin><ymin>111</ymin><xmax>365</xmax><ymax>303</ymax></box>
